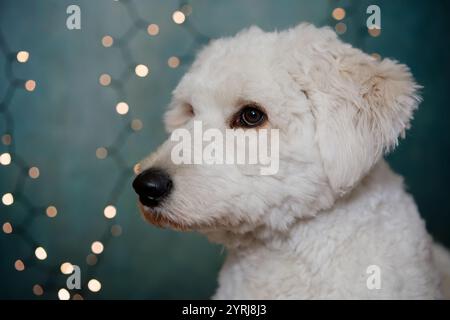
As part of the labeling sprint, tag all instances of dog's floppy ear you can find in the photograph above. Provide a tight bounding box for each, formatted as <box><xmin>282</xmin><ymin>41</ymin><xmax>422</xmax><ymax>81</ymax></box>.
<box><xmin>289</xmin><ymin>25</ymin><xmax>421</xmax><ymax>195</ymax></box>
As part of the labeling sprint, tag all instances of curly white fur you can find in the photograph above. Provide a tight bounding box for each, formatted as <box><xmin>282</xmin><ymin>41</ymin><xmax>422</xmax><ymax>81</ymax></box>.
<box><xmin>138</xmin><ymin>23</ymin><xmax>449</xmax><ymax>299</ymax></box>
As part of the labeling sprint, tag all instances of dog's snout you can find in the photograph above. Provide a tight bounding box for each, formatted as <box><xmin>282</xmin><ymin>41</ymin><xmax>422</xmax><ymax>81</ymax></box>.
<box><xmin>132</xmin><ymin>168</ymin><xmax>173</xmax><ymax>207</ymax></box>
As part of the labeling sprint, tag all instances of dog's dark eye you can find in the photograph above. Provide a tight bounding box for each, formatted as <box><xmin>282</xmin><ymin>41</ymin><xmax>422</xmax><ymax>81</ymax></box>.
<box><xmin>233</xmin><ymin>105</ymin><xmax>266</xmax><ymax>128</ymax></box>
<box><xmin>184</xmin><ymin>103</ymin><xmax>194</xmax><ymax>117</ymax></box>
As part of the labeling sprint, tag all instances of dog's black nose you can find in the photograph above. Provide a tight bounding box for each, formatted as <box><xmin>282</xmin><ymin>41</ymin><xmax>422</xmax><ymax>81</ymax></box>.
<box><xmin>132</xmin><ymin>168</ymin><xmax>173</xmax><ymax>207</ymax></box>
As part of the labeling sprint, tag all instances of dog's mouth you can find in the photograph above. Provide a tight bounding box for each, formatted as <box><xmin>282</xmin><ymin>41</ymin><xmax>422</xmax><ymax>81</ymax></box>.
<box><xmin>137</xmin><ymin>202</ymin><xmax>227</xmax><ymax>232</ymax></box>
<box><xmin>138</xmin><ymin>202</ymin><xmax>189</xmax><ymax>231</ymax></box>
<box><xmin>137</xmin><ymin>201</ymin><xmax>246</xmax><ymax>233</ymax></box>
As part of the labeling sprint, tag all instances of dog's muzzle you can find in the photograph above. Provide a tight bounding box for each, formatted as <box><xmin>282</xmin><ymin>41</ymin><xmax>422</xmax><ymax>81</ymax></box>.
<box><xmin>132</xmin><ymin>168</ymin><xmax>173</xmax><ymax>208</ymax></box>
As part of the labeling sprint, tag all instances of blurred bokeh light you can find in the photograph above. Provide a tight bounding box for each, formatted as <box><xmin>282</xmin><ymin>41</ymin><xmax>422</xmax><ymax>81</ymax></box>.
<box><xmin>0</xmin><ymin>0</ymin><xmax>449</xmax><ymax>299</ymax></box>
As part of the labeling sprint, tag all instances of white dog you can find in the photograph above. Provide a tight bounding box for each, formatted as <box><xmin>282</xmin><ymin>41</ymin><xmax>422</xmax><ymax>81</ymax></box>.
<box><xmin>133</xmin><ymin>23</ymin><xmax>450</xmax><ymax>299</ymax></box>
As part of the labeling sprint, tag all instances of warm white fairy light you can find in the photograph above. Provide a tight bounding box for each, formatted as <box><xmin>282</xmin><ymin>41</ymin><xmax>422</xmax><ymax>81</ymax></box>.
<box><xmin>172</xmin><ymin>10</ymin><xmax>186</xmax><ymax>24</ymax></box>
<box><xmin>91</xmin><ymin>241</ymin><xmax>104</xmax><ymax>254</ymax></box>
<box><xmin>368</xmin><ymin>27</ymin><xmax>381</xmax><ymax>37</ymax></box>
<box><xmin>2</xmin><ymin>134</ymin><xmax>11</xmax><ymax>145</ymax></box>
<box><xmin>116</xmin><ymin>102</ymin><xmax>129</xmax><ymax>115</ymax></box>
<box><xmin>104</xmin><ymin>205</ymin><xmax>117</xmax><ymax>219</ymax></box>
<box><xmin>102</xmin><ymin>35</ymin><xmax>114</xmax><ymax>47</ymax></box>
<box><xmin>33</xmin><ymin>284</ymin><xmax>44</xmax><ymax>296</ymax></box>
<box><xmin>2</xmin><ymin>222</ymin><xmax>13</xmax><ymax>234</ymax></box>
<box><xmin>96</xmin><ymin>147</ymin><xmax>108</xmax><ymax>159</ymax></box>
<box><xmin>35</xmin><ymin>247</ymin><xmax>47</xmax><ymax>260</ymax></box>
<box><xmin>72</xmin><ymin>293</ymin><xmax>84</xmax><ymax>300</ymax></box>
<box><xmin>88</xmin><ymin>279</ymin><xmax>102</xmax><ymax>292</ymax></box>
<box><xmin>147</xmin><ymin>24</ymin><xmax>159</xmax><ymax>36</ymax></box>
<box><xmin>58</xmin><ymin>288</ymin><xmax>70</xmax><ymax>300</ymax></box>
<box><xmin>16</xmin><ymin>51</ymin><xmax>29</xmax><ymax>63</ymax></box>
<box><xmin>25</xmin><ymin>80</ymin><xmax>36</xmax><ymax>91</ymax></box>
<box><xmin>168</xmin><ymin>56</ymin><xmax>180</xmax><ymax>68</ymax></box>
<box><xmin>46</xmin><ymin>205</ymin><xmax>58</xmax><ymax>218</ymax></box>
<box><xmin>335</xmin><ymin>22</ymin><xmax>347</xmax><ymax>35</ymax></box>
<box><xmin>131</xmin><ymin>119</ymin><xmax>143</xmax><ymax>131</ymax></box>
<box><xmin>14</xmin><ymin>259</ymin><xmax>25</xmax><ymax>271</ymax></box>
<box><xmin>99</xmin><ymin>73</ymin><xmax>112</xmax><ymax>86</ymax></box>
<box><xmin>2</xmin><ymin>193</ymin><xmax>14</xmax><ymax>206</ymax></box>
<box><xmin>60</xmin><ymin>262</ymin><xmax>74</xmax><ymax>274</ymax></box>
<box><xmin>332</xmin><ymin>7</ymin><xmax>346</xmax><ymax>20</ymax></box>
<box><xmin>28</xmin><ymin>166</ymin><xmax>40</xmax><ymax>179</ymax></box>
<box><xmin>0</xmin><ymin>152</ymin><xmax>11</xmax><ymax>165</ymax></box>
<box><xmin>371</xmin><ymin>53</ymin><xmax>381</xmax><ymax>61</ymax></box>
<box><xmin>135</xmin><ymin>64</ymin><xmax>149</xmax><ymax>77</ymax></box>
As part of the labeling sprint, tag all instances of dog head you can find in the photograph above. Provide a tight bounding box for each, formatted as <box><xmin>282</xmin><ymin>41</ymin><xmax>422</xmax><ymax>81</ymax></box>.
<box><xmin>133</xmin><ymin>24</ymin><xmax>420</xmax><ymax>237</ymax></box>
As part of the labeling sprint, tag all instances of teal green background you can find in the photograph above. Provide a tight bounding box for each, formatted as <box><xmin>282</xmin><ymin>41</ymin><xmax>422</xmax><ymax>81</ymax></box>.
<box><xmin>0</xmin><ymin>0</ymin><xmax>449</xmax><ymax>299</ymax></box>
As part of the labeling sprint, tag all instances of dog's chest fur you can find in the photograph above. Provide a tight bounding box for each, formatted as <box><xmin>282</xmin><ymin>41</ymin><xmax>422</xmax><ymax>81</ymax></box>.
<box><xmin>213</xmin><ymin>160</ymin><xmax>441</xmax><ymax>299</ymax></box>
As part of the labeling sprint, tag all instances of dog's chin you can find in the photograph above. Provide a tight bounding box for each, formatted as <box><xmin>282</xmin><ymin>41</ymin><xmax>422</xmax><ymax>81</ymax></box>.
<box><xmin>137</xmin><ymin>202</ymin><xmax>245</xmax><ymax>233</ymax></box>
<box><xmin>138</xmin><ymin>202</ymin><xmax>189</xmax><ymax>231</ymax></box>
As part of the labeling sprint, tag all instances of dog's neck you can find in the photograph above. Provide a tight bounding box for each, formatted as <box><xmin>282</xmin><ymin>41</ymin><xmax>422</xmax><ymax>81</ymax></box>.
<box><xmin>210</xmin><ymin>160</ymin><xmax>400</xmax><ymax>299</ymax></box>
<box><xmin>208</xmin><ymin>161</ymin><xmax>439</xmax><ymax>299</ymax></box>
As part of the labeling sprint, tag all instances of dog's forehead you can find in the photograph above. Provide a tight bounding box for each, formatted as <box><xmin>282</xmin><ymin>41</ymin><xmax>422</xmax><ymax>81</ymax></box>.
<box><xmin>173</xmin><ymin>32</ymin><xmax>280</xmax><ymax>105</ymax></box>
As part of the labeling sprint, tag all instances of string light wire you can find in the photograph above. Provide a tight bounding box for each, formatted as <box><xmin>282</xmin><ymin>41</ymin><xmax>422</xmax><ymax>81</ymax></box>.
<box><xmin>1</xmin><ymin>0</ymin><xmax>375</xmax><ymax>299</ymax></box>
